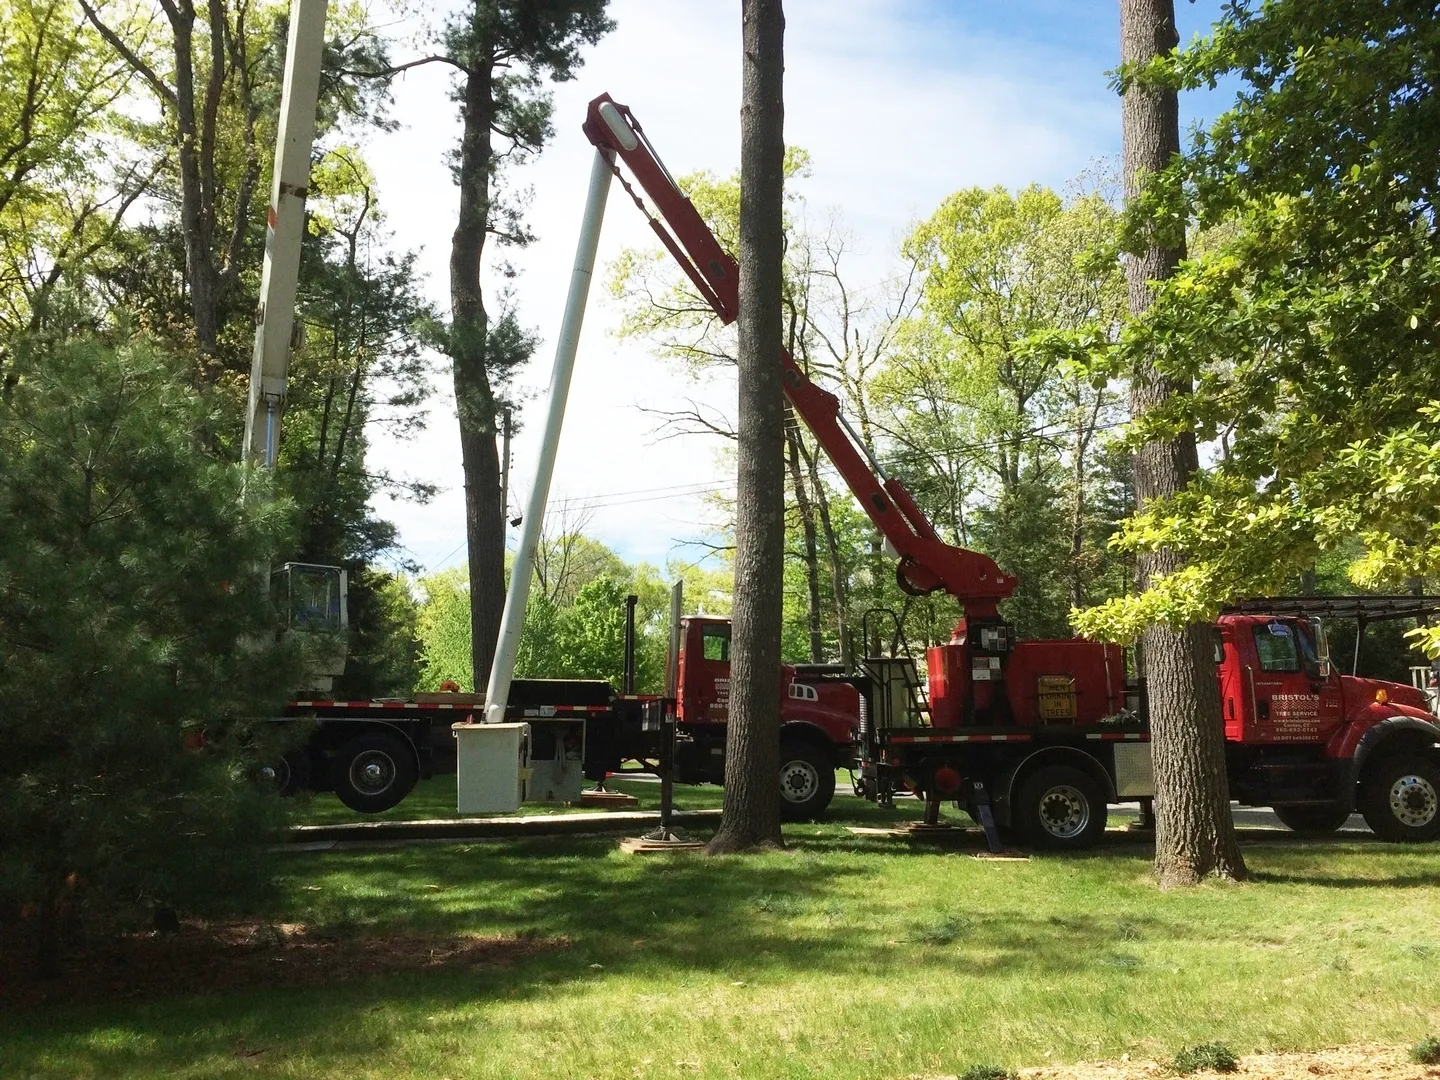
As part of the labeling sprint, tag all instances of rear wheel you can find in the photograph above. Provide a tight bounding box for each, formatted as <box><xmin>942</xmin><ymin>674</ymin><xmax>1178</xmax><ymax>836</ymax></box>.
<box><xmin>333</xmin><ymin>732</ymin><xmax>417</xmax><ymax>814</ymax></box>
<box><xmin>1358</xmin><ymin>756</ymin><xmax>1440</xmax><ymax>842</ymax></box>
<box><xmin>1015</xmin><ymin>765</ymin><xmax>1107</xmax><ymax>850</ymax></box>
<box><xmin>779</xmin><ymin>740</ymin><xmax>835</xmax><ymax>821</ymax></box>
<box><xmin>1273</xmin><ymin>803</ymin><xmax>1352</xmax><ymax>836</ymax></box>
<box><xmin>254</xmin><ymin>748</ymin><xmax>311</xmax><ymax>796</ymax></box>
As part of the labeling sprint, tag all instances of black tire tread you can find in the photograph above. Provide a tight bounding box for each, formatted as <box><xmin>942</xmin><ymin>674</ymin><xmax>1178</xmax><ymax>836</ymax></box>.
<box><xmin>332</xmin><ymin>732</ymin><xmax>418</xmax><ymax>814</ymax></box>
<box><xmin>1272</xmin><ymin>803</ymin><xmax>1351</xmax><ymax>836</ymax></box>
<box><xmin>1015</xmin><ymin>764</ymin><xmax>1107</xmax><ymax>851</ymax></box>
<box><xmin>1358</xmin><ymin>754</ymin><xmax>1440</xmax><ymax>843</ymax></box>
<box><xmin>778</xmin><ymin>739</ymin><xmax>835</xmax><ymax>822</ymax></box>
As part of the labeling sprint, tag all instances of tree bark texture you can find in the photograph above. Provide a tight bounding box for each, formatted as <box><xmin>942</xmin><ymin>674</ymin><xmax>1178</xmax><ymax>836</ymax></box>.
<box><xmin>1120</xmin><ymin>0</ymin><xmax>1246</xmax><ymax>885</ymax></box>
<box><xmin>708</xmin><ymin>0</ymin><xmax>786</xmax><ymax>855</ymax></box>
<box><xmin>450</xmin><ymin>53</ymin><xmax>506</xmax><ymax>690</ymax></box>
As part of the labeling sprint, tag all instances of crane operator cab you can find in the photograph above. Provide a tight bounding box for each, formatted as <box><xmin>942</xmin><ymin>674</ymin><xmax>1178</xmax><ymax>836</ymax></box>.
<box><xmin>272</xmin><ymin>562</ymin><xmax>349</xmax><ymax>693</ymax></box>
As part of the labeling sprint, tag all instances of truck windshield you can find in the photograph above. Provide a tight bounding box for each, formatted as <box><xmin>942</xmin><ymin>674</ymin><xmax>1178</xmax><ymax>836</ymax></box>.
<box><xmin>288</xmin><ymin>566</ymin><xmax>343</xmax><ymax>633</ymax></box>
<box><xmin>702</xmin><ymin>627</ymin><xmax>730</xmax><ymax>662</ymax></box>
<box><xmin>1253</xmin><ymin>622</ymin><xmax>1300</xmax><ymax>673</ymax></box>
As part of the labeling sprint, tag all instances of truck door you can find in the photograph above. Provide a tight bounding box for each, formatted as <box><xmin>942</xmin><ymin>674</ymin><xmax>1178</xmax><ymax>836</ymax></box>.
<box><xmin>1218</xmin><ymin>625</ymin><xmax>1246</xmax><ymax>740</ymax></box>
<box><xmin>1244</xmin><ymin>619</ymin><xmax>1344</xmax><ymax>744</ymax></box>
<box><xmin>679</xmin><ymin>620</ymin><xmax>731</xmax><ymax>727</ymax></box>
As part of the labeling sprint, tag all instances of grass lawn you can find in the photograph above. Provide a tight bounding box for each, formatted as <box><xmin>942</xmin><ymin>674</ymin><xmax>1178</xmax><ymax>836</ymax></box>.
<box><xmin>5</xmin><ymin>823</ymin><xmax>1440</xmax><ymax>1080</ymax></box>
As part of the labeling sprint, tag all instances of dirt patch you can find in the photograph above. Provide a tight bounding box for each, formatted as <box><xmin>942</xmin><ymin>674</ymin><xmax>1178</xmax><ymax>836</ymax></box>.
<box><xmin>915</xmin><ymin>1047</ymin><xmax>1440</xmax><ymax>1080</ymax></box>
<box><xmin>0</xmin><ymin>919</ymin><xmax>566</xmax><ymax>1011</ymax></box>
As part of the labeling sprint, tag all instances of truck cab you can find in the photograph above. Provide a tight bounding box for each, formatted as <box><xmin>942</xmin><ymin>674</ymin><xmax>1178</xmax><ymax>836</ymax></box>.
<box><xmin>1216</xmin><ymin>613</ymin><xmax>1440</xmax><ymax>838</ymax></box>
<box><xmin>673</xmin><ymin>616</ymin><xmax>860</xmax><ymax>819</ymax></box>
<box><xmin>272</xmin><ymin>561</ymin><xmax>348</xmax><ymax>693</ymax></box>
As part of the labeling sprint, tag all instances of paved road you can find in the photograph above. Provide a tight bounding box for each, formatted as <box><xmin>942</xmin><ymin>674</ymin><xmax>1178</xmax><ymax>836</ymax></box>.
<box><xmin>623</xmin><ymin>772</ymin><xmax>1376</xmax><ymax>836</ymax></box>
<box><xmin>1109</xmin><ymin>802</ymin><xmax>1372</xmax><ymax>834</ymax></box>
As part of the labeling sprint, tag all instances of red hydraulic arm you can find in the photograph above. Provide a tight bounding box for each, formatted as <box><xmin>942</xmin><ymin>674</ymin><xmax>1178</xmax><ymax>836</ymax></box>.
<box><xmin>584</xmin><ymin>94</ymin><xmax>1016</xmax><ymax>619</ymax></box>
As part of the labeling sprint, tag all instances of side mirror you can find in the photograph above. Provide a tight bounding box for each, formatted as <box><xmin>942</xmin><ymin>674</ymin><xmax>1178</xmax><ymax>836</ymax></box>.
<box><xmin>1319</xmin><ymin>657</ymin><xmax>1332</xmax><ymax>678</ymax></box>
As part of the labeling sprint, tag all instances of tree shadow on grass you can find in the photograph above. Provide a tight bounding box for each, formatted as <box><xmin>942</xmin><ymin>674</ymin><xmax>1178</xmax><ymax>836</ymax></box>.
<box><xmin>0</xmin><ymin>832</ymin><xmax>1177</xmax><ymax>1074</ymax></box>
<box><xmin>1248</xmin><ymin>869</ymin><xmax>1440</xmax><ymax>888</ymax></box>
<box><xmin>6</xmin><ymin>828</ymin><xmax>1436</xmax><ymax>1078</ymax></box>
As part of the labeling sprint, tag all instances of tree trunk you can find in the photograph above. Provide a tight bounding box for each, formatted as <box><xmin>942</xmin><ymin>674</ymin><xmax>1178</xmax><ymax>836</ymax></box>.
<box><xmin>708</xmin><ymin>0</ymin><xmax>786</xmax><ymax>855</ymax></box>
<box><xmin>168</xmin><ymin>6</ymin><xmax>219</xmax><ymax>362</ymax></box>
<box><xmin>1069</xmin><ymin>403</ymin><xmax>1089</xmax><ymax>611</ymax></box>
<box><xmin>785</xmin><ymin>409</ymin><xmax>824</xmax><ymax>663</ymax></box>
<box><xmin>797</xmin><ymin>434</ymin><xmax>850</xmax><ymax>667</ymax></box>
<box><xmin>1120</xmin><ymin>0</ymin><xmax>1246</xmax><ymax>885</ymax></box>
<box><xmin>450</xmin><ymin>52</ymin><xmax>506</xmax><ymax>690</ymax></box>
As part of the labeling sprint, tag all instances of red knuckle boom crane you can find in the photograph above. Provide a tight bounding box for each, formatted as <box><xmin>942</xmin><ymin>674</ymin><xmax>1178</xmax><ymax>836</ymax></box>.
<box><xmin>582</xmin><ymin>95</ymin><xmax>1017</xmax><ymax>616</ymax></box>
<box><xmin>583</xmin><ymin>94</ymin><xmax>1032</xmax><ymax>736</ymax></box>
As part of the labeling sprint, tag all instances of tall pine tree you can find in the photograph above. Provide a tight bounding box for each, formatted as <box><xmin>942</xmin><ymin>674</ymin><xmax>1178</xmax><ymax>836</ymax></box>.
<box><xmin>0</xmin><ymin>334</ymin><xmax>302</xmax><ymax>970</ymax></box>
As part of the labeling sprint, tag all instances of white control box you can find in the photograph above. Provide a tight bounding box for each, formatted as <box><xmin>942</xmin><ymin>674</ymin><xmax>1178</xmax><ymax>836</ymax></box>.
<box><xmin>453</xmin><ymin>722</ymin><xmax>529</xmax><ymax>814</ymax></box>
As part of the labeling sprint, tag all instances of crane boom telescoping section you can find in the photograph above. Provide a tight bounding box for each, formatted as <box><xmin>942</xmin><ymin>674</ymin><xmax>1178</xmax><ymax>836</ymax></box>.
<box><xmin>582</xmin><ymin>94</ymin><xmax>1016</xmax><ymax>619</ymax></box>
<box><xmin>245</xmin><ymin>0</ymin><xmax>330</xmax><ymax>469</ymax></box>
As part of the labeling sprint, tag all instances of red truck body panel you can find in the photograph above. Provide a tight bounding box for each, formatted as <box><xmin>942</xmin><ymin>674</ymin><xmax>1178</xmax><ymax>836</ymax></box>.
<box><xmin>675</xmin><ymin>616</ymin><xmax>857</xmax><ymax>748</ymax></box>
<box><xmin>929</xmin><ymin>638</ymin><xmax>1126</xmax><ymax>728</ymax></box>
<box><xmin>1217</xmin><ymin>614</ymin><xmax>1432</xmax><ymax>751</ymax></box>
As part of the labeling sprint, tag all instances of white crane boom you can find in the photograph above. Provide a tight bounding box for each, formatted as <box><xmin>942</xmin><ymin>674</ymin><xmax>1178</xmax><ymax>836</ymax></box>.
<box><xmin>244</xmin><ymin>0</ymin><xmax>330</xmax><ymax>468</ymax></box>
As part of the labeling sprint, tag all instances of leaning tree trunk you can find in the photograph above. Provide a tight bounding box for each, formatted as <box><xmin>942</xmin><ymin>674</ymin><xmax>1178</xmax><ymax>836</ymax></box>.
<box><xmin>707</xmin><ymin>0</ymin><xmax>787</xmax><ymax>855</ymax></box>
<box><xmin>450</xmin><ymin>58</ymin><xmax>507</xmax><ymax>690</ymax></box>
<box><xmin>1120</xmin><ymin>0</ymin><xmax>1246</xmax><ymax>885</ymax></box>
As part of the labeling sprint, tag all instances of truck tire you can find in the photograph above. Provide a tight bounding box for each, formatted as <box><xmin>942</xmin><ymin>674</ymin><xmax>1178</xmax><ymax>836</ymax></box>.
<box><xmin>1015</xmin><ymin>765</ymin><xmax>1107</xmax><ymax>850</ymax></box>
<box><xmin>1273</xmin><ymin>804</ymin><xmax>1352</xmax><ymax>836</ymax></box>
<box><xmin>1358</xmin><ymin>755</ymin><xmax>1440</xmax><ymax>842</ymax></box>
<box><xmin>779</xmin><ymin>740</ymin><xmax>835</xmax><ymax>821</ymax></box>
<box><xmin>333</xmin><ymin>732</ymin><xmax>417</xmax><ymax>814</ymax></box>
<box><xmin>257</xmin><ymin>749</ymin><xmax>311</xmax><ymax>797</ymax></box>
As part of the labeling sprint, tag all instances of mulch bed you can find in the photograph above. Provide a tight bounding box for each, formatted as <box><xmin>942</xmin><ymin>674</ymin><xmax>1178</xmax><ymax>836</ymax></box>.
<box><xmin>0</xmin><ymin>919</ymin><xmax>566</xmax><ymax>1011</ymax></box>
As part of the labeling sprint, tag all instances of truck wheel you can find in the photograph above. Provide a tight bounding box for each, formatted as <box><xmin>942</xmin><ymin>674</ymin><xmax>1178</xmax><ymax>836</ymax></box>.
<box><xmin>1358</xmin><ymin>756</ymin><xmax>1440</xmax><ymax>842</ymax></box>
<box><xmin>779</xmin><ymin>740</ymin><xmax>835</xmax><ymax>821</ymax></box>
<box><xmin>255</xmin><ymin>749</ymin><xmax>311</xmax><ymax>797</ymax></box>
<box><xmin>1016</xmin><ymin>765</ymin><xmax>1107</xmax><ymax>850</ymax></box>
<box><xmin>333</xmin><ymin>733</ymin><xmax>417</xmax><ymax>814</ymax></box>
<box><xmin>1273</xmin><ymin>804</ymin><xmax>1352</xmax><ymax>836</ymax></box>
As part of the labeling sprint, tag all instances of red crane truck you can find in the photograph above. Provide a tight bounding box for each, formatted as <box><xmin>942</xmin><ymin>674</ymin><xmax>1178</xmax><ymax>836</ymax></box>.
<box><xmin>266</xmin><ymin>94</ymin><xmax>1440</xmax><ymax>849</ymax></box>
<box><xmin>573</xmin><ymin>95</ymin><xmax>1440</xmax><ymax>848</ymax></box>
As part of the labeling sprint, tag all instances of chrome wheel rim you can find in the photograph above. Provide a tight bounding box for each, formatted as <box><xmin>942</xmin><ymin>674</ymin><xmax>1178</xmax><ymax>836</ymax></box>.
<box><xmin>1389</xmin><ymin>774</ymin><xmax>1438</xmax><ymax>828</ymax></box>
<box><xmin>780</xmin><ymin>759</ymin><xmax>819</xmax><ymax>804</ymax></box>
<box><xmin>1037</xmin><ymin>784</ymin><xmax>1090</xmax><ymax>839</ymax></box>
<box><xmin>351</xmin><ymin>751</ymin><xmax>396</xmax><ymax>796</ymax></box>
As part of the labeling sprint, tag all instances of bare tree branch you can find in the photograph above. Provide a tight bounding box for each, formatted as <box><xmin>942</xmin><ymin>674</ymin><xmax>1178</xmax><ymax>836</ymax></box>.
<box><xmin>78</xmin><ymin>0</ymin><xmax>177</xmax><ymax>110</ymax></box>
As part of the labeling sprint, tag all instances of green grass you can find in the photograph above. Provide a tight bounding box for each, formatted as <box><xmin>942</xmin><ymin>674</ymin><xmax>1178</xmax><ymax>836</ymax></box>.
<box><xmin>7</xmin><ymin>826</ymin><xmax>1440</xmax><ymax>1079</ymax></box>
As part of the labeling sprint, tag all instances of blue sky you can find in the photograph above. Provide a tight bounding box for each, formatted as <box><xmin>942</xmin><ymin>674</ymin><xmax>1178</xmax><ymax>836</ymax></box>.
<box><xmin>362</xmin><ymin>0</ymin><xmax>1239</xmax><ymax>576</ymax></box>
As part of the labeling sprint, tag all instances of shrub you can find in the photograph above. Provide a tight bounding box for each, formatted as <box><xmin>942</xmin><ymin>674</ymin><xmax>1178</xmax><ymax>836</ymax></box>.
<box><xmin>1411</xmin><ymin>1038</ymin><xmax>1440</xmax><ymax>1066</ymax></box>
<box><xmin>1172</xmin><ymin>1043</ymin><xmax>1239</xmax><ymax>1075</ymax></box>
<box><xmin>959</xmin><ymin>1066</ymin><xmax>1013</xmax><ymax>1080</ymax></box>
